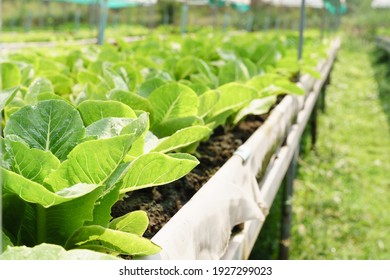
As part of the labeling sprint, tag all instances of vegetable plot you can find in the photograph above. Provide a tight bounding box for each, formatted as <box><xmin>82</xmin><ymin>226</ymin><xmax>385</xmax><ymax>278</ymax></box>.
<box><xmin>1</xmin><ymin>31</ymin><xmax>328</xmax><ymax>259</ymax></box>
<box><xmin>1</xmin><ymin>99</ymin><xmax>199</xmax><ymax>257</ymax></box>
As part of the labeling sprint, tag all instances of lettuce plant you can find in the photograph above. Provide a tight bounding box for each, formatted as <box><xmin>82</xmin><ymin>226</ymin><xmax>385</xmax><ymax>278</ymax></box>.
<box><xmin>1</xmin><ymin>31</ymin><xmax>328</xmax><ymax>260</ymax></box>
<box><xmin>1</xmin><ymin>99</ymin><xmax>199</xmax><ymax>257</ymax></box>
<box><xmin>0</xmin><ymin>243</ymin><xmax>120</xmax><ymax>260</ymax></box>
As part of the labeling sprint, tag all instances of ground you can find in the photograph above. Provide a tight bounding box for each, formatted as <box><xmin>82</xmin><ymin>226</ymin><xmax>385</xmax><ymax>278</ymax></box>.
<box><xmin>250</xmin><ymin>39</ymin><xmax>390</xmax><ymax>260</ymax></box>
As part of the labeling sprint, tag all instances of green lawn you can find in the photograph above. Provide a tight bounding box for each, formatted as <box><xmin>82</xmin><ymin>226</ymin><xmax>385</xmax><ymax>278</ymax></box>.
<box><xmin>249</xmin><ymin>40</ymin><xmax>390</xmax><ymax>260</ymax></box>
<box><xmin>290</xmin><ymin>42</ymin><xmax>390</xmax><ymax>259</ymax></box>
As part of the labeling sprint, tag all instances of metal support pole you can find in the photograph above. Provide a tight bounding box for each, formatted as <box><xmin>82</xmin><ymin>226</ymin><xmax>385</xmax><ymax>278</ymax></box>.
<box><xmin>275</xmin><ymin>18</ymin><xmax>280</xmax><ymax>32</ymax></box>
<box><xmin>149</xmin><ymin>4</ymin><xmax>155</xmax><ymax>30</ymax></box>
<box><xmin>142</xmin><ymin>6</ymin><xmax>147</xmax><ymax>27</ymax></box>
<box><xmin>180</xmin><ymin>3</ymin><xmax>189</xmax><ymax>35</ymax></box>
<box><xmin>97</xmin><ymin>0</ymin><xmax>108</xmax><ymax>45</ymax></box>
<box><xmin>90</xmin><ymin>1</ymin><xmax>100</xmax><ymax>30</ymax></box>
<box><xmin>11</xmin><ymin>17</ymin><xmax>16</xmax><ymax>32</ymax></box>
<box><xmin>212</xmin><ymin>5</ymin><xmax>218</xmax><ymax>31</ymax></box>
<box><xmin>74</xmin><ymin>10</ymin><xmax>81</xmax><ymax>33</ymax></box>
<box><xmin>0</xmin><ymin>0</ymin><xmax>2</xmax><ymax>35</ymax></box>
<box><xmin>135</xmin><ymin>6</ymin><xmax>139</xmax><ymax>26</ymax></box>
<box><xmin>279</xmin><ymin>149</ymin><xmax>298</xmax><ymax>260</ymax></box>
<box><xmin>163</xmin><ymin>5</ymin><xmax>169</xmax><ymax>25</ymax></box>
<box><xmin>125</xmin><ymin>7</ymin><xmax>130</xmax><ymax>25</ymax></box>
<box><xmin>246</xmin><ymin>13</ymin><xmax>254</xmax><ymax>32</ymax></box>
<box><xmin>26</xmin><ymin>11</ymin><xmax>32</xmax><ymax>33</ymax></box>
<box><xmin>62</xmin><ymin>3</ymin><xmax>68</xmax><ymax>26</ymax></box>
<box><xmin>310</xmin><ymin>100</ymin><xmax>318</xmax><ymax>148</ymax></box>
<box><xmin>89</xmin><ymin>3</ymin><xmax>94</xmax><ymax>30</ymax></box>
<box><xmin>320</xmin><ymin>86</ymin><xmax>326</xmax><ymax>113</ymax></box>
<box><xmin>320</xmin><ymin>7</ymin><xmax>325</xmax><ymax>40</ymax></box>
<box><xmin>280</xmin><ymin>18</ymin><xmax>284</xmax><ymax>32</ymax></box>
<box><xmin>47</xmin><ymin>1</ymin><xmax>52</xmax><ymax>31</ymax></box>
<box><xmin>113</xmin><ymin>12</ymin><xmax>119</xmax><ymax>27</ymax></box>
<box><xmin>335</xmin><ymin>0</ymin><xmax>341</xmax><ymax>31</ymax></box>
<box><xmin>264</xmin><ymin>16</ymin><xmax>270</xmax><ymax>31</ymax></box>
<box><xmin>39</xmin><ymin>1</ymin><xmax>44</xmax><ymax>28</ymax></box>
<box><xmin>298</xmin><ymin>0</ymin><xmax>306</xmax><ymax>79</ymax></box>
<box><xmin>223</xmin><ymin>7</ymin><xmax>230</xmax><ymax>32</ymax></box>
<box><xmin>320</xmin><ymin>72</ymin><xmax>331</xmax><ymax>112</ymax></box>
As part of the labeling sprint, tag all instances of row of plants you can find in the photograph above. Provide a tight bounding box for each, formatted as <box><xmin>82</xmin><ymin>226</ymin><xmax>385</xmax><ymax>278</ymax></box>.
<box><xmin>0</xmin><ymin>31</ymin><xmax>328</xmax><ymax>259</ymax></box>
<box><xmin>1</xmin><ymin>24</ymin><xmax>152</xmax><ymax>44</ymax></box>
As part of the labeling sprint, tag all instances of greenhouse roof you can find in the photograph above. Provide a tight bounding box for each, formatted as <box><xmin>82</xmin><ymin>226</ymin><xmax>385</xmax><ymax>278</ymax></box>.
<box><xmin>186</xmin><ymin>0</ymin><xmax>210</xmax><ymax>5</ymax></box>
<box><xmin>54</xmin><ymin>0</ymin><xmax>157</xmax><ymax>8</ymax></box>
<box><xmin>262</xmin><ymin>0</ymin><xmax>325</xmax><ymax>8</ymax></box>
<box><xmin>261</xmin><ymin>0</ymin><xmax>347</xmax><ymax>14</ymax></box>
<box><xmin>262</xmin><ymin>0</ymin><xmax>346</xmax><ymax>9</ymax></box>
<box><xmin>207</xmin><ymin>0</ymin><xmax>251</xmax><ymax>12</ymax></box>
<box><xmin>371</xmin><ymin>0</ymin><xmax>390</xmax><ymax>8</ymax></box>
<box><xmin>55</xmin><ymin>0</ymin><xmax>251</xmax><ymax>8</ymax></box>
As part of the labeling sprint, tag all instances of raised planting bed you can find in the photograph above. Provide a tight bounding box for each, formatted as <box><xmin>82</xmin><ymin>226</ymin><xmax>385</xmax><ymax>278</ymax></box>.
<box><xmin>114</xmin><ymin>39</ymin><xmax>341</xmax><ymax>260</ymax></box>
<box><xmin>222</xmin><ymin>39</ymin><xmax>340</xmax><ymax>260</ymax></box>
<box><xmin>0</xmin><ymin>31</ymin><xmax>336</xmax><ymax>260</ymax></box>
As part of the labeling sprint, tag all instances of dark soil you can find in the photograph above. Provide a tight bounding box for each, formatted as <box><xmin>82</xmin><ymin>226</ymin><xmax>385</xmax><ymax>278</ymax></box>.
<box><xmin>111</xmin><ymin>98</ymin><xmax>283</xmax><ymax>238</ymax></box>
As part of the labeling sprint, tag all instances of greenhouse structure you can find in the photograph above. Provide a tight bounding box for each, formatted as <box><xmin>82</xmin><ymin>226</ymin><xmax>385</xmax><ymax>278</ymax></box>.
<box><xmin>0</xmin><ymin>0</ymin><xmax>389</xmax><ymax>273</ymax></box>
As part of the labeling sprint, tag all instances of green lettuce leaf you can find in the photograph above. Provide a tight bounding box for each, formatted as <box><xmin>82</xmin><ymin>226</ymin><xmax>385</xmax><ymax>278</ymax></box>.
<box><xmin>1</xmin><ymin>231</ymin><xmax>13</xmax><ymax>251</ymax></box>
<box><xmin>218</xmin><ymin>60</ymin><xmax>251</xmax><ymax>85</ymax></box>
<box><xmin>4</xmin><ymin>100</ymin><xmax>85</xmax><ymax>161</ymax></box>
<box><xmin>77</xmin><ymin>70</ymin><xmax>104</xmax><ymax>85</ymax></box>
<box><xmin>0</xmin><ymin>87</ymin><xmax>19</xmax><ymax>111</ymax></box>
<box><xmin>120</xmin><ymin>152</ymin><xmax>199</xmax><ymax>192</ymax></box>
<box><xmin>108</xmin><ymin>89</ymin><xmax>152</xmax><ymax>114</ymax></box>
<box><xmin>85</xmin><ymin>116</ymin><xmax>147</xmax><ymax>140</ymax></box>
<box><xmin>2</xmin><ymin>168</ymin><xmax>102</xmax><ymax>245</ymax></box>
<box><xmin>1</xmin><ymin>62</ymin><xmax>21</xmax><ymax>90</ymax></box>
<box><xmin>148</xmin><ymin>83</ymin><xmax>199</xmax><ymax>137</ymax></box>
<box><xmin>233</xmin><ymin>96</ymin><xmax>277</xmax><ymax>124</ymax></box>
<box><xmin>206</xmin><ymin>83</ymin><xmax>257</xmax><ymax>127</ymax></box>
<box><xmin>2</xmin><ymin>138</ymin><xmax>60</xmax><ymax>186</ymax></box>
<box><xmin>149</xmin><ymin>126</ymin><xmax>212</xmax><ymax>153</ymax></box>
<box><xmin>24</xmin><ymin>78</ymin><xmax>54</xmax><ymax>104</ymax></box>
<box><xmin>45</xmin><ymin>135</ymin><xmax>135</xmax><ymax>191</ymax></box>
<box><xmin>0</xmin><ymin>243</ymin><xmax>119</xmax><ymax>260</ymax></box>
<box><xmin>41</xmin><ymin>72</ymin><xmax>73</xmax><ymax>95</ymax></box>
<box><xmin>198</xmin><ymin>89</ymin><xmax>220</xmax><ymax>119</ymax></box>
<box><xmin>138</xmin><ymin>77</ymin><xmax>167</xmax><ymax>98</ymax></box>
<box><xmin>65</xmin><ymin>225</ymin><xmax>160</xmax><ymax>256</ymax></box>
<box><xmin>109</xmin><ymin>210</ymin><xmax>149</xmax><ymax>236</ymax></box>
<box><xmin>77</xmin><ymin>100</ymin><xmax>136</xmax><ymax>126</ymax></box>
<box><xmin>112</xmin><ymin>62</ymin><xmax>140</xmax><ymax>91</ymax></box>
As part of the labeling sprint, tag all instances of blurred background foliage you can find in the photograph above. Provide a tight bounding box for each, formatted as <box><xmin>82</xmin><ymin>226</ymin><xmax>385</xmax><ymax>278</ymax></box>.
<box><xmin>2</xmin><ymin>0</ymin><xmax>387</xmax><ymax>38</ymax></box>
<box><xmin>1</xmin><ymin>0</ymin><xmax>389</xmax><ymax>260</ymax></box>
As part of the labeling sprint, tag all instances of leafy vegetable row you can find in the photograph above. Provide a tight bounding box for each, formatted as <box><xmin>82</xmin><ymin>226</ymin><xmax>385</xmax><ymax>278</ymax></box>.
<box><xmin>0</xmin><ymin>31</ymin><xmax>328</xmax><ymax>259</ymax></box>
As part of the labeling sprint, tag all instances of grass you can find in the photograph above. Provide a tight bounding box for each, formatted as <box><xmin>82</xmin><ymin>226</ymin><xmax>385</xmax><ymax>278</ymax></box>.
<box><xmin>289</xmin><ymin>42</ymin><xmax>390</xmax><ymax>259</ymax></box>
<box><xmin>250</xmin><ymin>40</ymin><xmax>390</xmax><ymax>260</ymax></box>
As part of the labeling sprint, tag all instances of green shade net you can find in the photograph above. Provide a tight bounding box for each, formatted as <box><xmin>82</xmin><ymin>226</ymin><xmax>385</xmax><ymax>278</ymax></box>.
<box><xmin>54</xmin><ymin>0</ymin><xmax>147</xmax><ymax>9</ymax></box>
<box><xmin>231</xmin><ymin>3</ymin><xmax>251</xmax><ymax>12</ymax></box>
<box><xmin>208</xmin><ymin>0</ymin><xmax>251</xmax><ymax>12</ymax></box>
<box><xmin>324</xmin><ymin>0</ymin><xmax>347</xmax><ymax>14</ymax></box>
